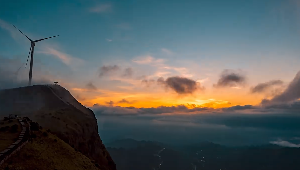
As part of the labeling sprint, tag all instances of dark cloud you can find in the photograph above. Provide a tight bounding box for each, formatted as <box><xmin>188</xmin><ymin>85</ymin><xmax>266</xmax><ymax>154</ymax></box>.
<box><xmin>222</xmin><ymin>105</ymin><xmax>254</xmax><ymax>112</ymax></box>
<box><xmin>214</xmin><ymin>69</ymin><xmax>246</xmax><ymax>88</ymax></box>
<box><xmin>93</xmin><ymin>103</ymin><xmax>100</xmax><ymax>107</ymax></box>
<box><xmin>122</xmin><ymin>68</ymin><xmax>133</xmax><ymax>78</ymax></box>
<box><xmin>117</xmin><ymin>99</ymin><xmax>135</xmax><ymax>104</ymax></box>
<box><xmin>263</xmin><ymin>101</ymin><xmax>300</xmax><ymax>111</ymax></box>
<box><xmin>262</xmin><ymin>71</ymin><xmax>300</xmax><ymax>105</ymax></box>
<box><xmin>92</xmin><ymin>104</ymin><xmax>211</xmax><ymax>116</ymax></box>
<box><xmin>159</xmin><ymin>76</ymin><xmax>203</xmax><ymax>94</ymax></box>
<box><xmin>141</xmin><ymin>79</ymin><xmax>156</xmax><ymax>87</ymax></box>
<box><xmin>140</xmin><ymin>105</ymin><xmax>209</xmax><ymax>114</ymax></box>
<box><xmin>105</xmin><ymin>101</ymin><xmax>114</xmax><ymax>106</ymax></box>
<box><xmin>251</xmin><ymin>80</ymin><xmax>283</xmax><ymax>93</ymax></box>
<box><xmin>99</xmin><ymin>65</ymin><xmax>120</xmax><ymax>77</ymax></box>
<box><xmin>86</xmin><ymin>82</ymin><xmax>97</xmax><ymax>90</ymax></box>
<box><xmin>97</xmin><ymin>100</ymin><xmax>300</xmax><ymax>116</ymax></box>
<box><xmin>99</xmin><ymin>65</ymin><xmax>135</xmax><ymax>79</ymax></box>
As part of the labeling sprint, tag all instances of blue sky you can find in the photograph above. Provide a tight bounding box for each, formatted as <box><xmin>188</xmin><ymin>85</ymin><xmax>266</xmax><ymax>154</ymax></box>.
<box><xmin>1</xmin><ymin>0</ymin><xmax>300</xmax><ymax>147</ymax></box>
<box><xmin>1</xmin><ymin>0</ymin><xmax>300</xmax><ymax>108</ymax></box>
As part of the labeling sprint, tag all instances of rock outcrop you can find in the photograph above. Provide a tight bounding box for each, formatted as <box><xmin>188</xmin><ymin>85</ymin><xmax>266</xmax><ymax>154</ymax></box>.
<box><xmin>0</xmin><ymin>85</ymin><xmax>116</xmax><ymax>170</ymax></box>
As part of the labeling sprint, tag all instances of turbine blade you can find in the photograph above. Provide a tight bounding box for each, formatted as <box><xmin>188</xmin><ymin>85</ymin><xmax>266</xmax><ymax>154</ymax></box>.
<box><xmin>34</xmin><ymin>35</ymin><xmax>59</xmax><ymax>42</ymax></box>
<box><xmin>25</xmin><ymin>46</ymin><xmax>31</xmax><ymax>68</ymax></box>
<box><xmin>12</xmin><ymin>25</ymin><xmax>32</xmax><ymax>41</ymax></box>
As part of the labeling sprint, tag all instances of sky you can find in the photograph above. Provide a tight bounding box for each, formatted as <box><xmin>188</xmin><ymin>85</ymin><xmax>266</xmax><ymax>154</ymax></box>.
<box><xmin>1</xmin><ymin>0</ymin><xmax>300</xmax><ymax>146</ymax></box>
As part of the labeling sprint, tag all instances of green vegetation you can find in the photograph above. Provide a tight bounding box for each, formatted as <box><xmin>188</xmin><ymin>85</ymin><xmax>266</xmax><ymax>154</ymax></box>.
<box><xmin>0</xmin><ymin>118</ymin><xmax>21</xmax><ymax>151</ymax></box>
<box><xmin>0</xmin><ymin>128</ymin><xmax>102</xmax><ymax>170</ymax></box>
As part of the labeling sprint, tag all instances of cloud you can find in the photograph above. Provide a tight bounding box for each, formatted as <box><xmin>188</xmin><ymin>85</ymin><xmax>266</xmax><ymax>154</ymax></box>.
<box><xmin>0</xmin><ymin>19</ymin><xmax>21</xmax><ymax>41</ymax></box>
<box><xmin>92</xmin><ymin>104</ymin><xmax>210</xmax><ymax>116</ymax></box>
<box><xmin>106</xmin><ymin>39</ymin><xmax>112</xmax><ymax>42</ymax></box>
<box><xmin>159</xmin><ymin>76</ymin><xmax>204</xmax><ymax>94</ymax></box>
<box><xmin>117</xmin><ymin>99</ymin><xmax>135</xmax><ymax>104</ymax></box>
<box><xmin>161</xmin><ymin>48</ymin><xmax>174</xmax><ymax>56</ymax></box>
<box><xmin>98</xmin><ymin>65</ymin><xmax>134</xmax><ymax>79</ymax></box>
<box><xmin>133</xmin><ymin>55</ymin><xmax>164</xmax><ymax>65</ymax></box>
<box><xmin>0</xmin><ymin>56</ymin><xmax>52</xmax><ymax>90</ymax></box>
<box><xmin>262</xmin><ymin>71</ymin><xmax>300</xmax><ymax>106</ymax></box>
<box><xmin>86</xmin><ymin>82</ymin><xmax>97</xmax><ymax>90</ymax></box>
<box><xmin>0</xmin><ymin>19</ymin><xmax>77</xmax><ymax>67</ymax></box>
<box><xmin>270</xmin><ymin>140</ymin><xmax>300</xmax><ymax>148</ymax></box>
<box><xmin>92</xmin><ymin>103</ymin><xmax>300</xmax><ymax>146</ymax></box>
<box><xmin>141</xmin><ymin>79</ymin><xmax>156</xmax><ymax>87</ymax></box>
<box><xmin>122</xmin><ymin>68</ymin><xmax>133</xmax><ymax>78</ymax></box>
<box><xmin>93</xmin><ymin>100</ymin><xmax>300</xmax><ymax>117</ymax></box>
<box><xmin>133</xmin><ymin>55</ymin><xmax>193</xmax><ymax>78</ymax></box>
<box><xmin>40</xmin><ymin>47</ymin><xmax>84</xmax><ymax>66</ymax></box>
<box><xmin>105</xmin><ymin>101</ymin><xmax>114</xmax><ymax>106</ymax></box>
<box><xmin>197</xmin><ymin>78</ymin><xmax>209</xmax><ymax>84</ymax></box>
<box><xmin>89</xmin><ymin>4</ymin><xmax>112</xmax><ymax>13</ymax></box>
<box><xmin>222</xmin><ymin>105</ymin><xmax>254</xmax><ymax>112</ymax></box>
<box><xmin>141</xmin><ymin>76</ymin><xmax>204</xmax><ymax>94</ymax></box>
<box><xmin>251</xmin><ymin>80</ymin><xmax>284</xmax><ymax>93</ymax></box>
<box><xmin>157</xmin><ymin>77</ymin><xmax>165</xmax><ymax>84</ymax></box>
<box><xmin>99</xmin><ymin>65</ymin><xmax>120</xmax><ymax>77</ymax></box>
<box><xmin>214</xmin><ymin>69</ymin><xmax>246</xmax><ymax>88</ymax></box>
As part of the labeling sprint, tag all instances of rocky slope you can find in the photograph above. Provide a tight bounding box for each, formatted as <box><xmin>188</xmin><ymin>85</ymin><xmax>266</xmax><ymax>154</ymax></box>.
<box><xmin>0</xmin><ymin>85</ymin><xmax>116</xmax><ymax>170</ymax></box>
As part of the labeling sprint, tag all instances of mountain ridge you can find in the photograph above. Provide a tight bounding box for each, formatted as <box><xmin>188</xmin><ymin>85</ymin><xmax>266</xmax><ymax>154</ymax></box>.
<box><xmin>0</xmin><ymin>85</ymin><xmax>116</xmax><ymax>170</ymax></box>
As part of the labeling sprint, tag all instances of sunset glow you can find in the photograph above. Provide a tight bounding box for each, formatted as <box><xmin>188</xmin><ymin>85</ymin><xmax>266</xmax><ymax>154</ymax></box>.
<box><xmin>1</xmin><ymin>0</ymin><xmax>300</xmax><ymax>112</ymax></box>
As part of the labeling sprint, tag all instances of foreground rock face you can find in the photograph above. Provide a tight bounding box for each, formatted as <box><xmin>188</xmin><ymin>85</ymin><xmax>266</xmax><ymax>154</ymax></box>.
<box><xmin>0</xmin><ymin>85</ymin><xmax>116</xmax><ymax>170</ymax></box>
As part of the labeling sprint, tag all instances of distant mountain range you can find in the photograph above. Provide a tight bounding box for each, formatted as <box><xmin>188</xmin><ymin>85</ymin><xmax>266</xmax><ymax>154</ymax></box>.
<box><xmin>106</xmin><ymin>138</ymin><xmax>300</xmax><ymax>170</ymax></box>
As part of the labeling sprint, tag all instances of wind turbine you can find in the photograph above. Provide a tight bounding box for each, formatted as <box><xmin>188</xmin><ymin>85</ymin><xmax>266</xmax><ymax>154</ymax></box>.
<box><xmin>13</xmin><ymin>25</ymin><xmax>59</xmax><ymax>86</ymax></box>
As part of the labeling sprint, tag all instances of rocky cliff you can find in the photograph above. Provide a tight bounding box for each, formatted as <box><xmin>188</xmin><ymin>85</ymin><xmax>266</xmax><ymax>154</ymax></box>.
<box><xmin>0</xmin><ymin>85</ymin><xmax>116</xmax><ymax>170</ymax></box>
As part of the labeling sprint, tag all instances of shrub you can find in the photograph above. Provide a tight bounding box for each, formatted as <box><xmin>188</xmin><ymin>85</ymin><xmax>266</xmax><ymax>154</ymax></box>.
<box><xmin>42</xmin><ymin>132</ymin><xmax>48</xmax><ymax>137</ymax></box>
<box><xmin>46</xmin><ymin>129</ymin><xmax>51</xmax><ymax>133</ymax></box>
<box><xmin>30</xmin><ymin>122</ymin><xmax>40</xmax><ymax>131</ymax></box>
<box><xmin>23</xmin><ymin>117</ymin><xmax>31</xmax><ymax>122</ymax></box>
<box><xmin>10</xmin><ymin>124</ymin><xmax>18</xmax><ymax>133</ymax></box>
<box><xmin>0</xmin><ymin>126</ymin><xmax>10</xmax><ymax>131</ymax></box>
<box><xmin>31</xmin><ymin>134</ymin><xmax>37</xmax><ymax>138</ymax></box>
<box><xmin>54</xmin><ymin>139</ymin><xmax>57</xmax><ymax>142</ymax></box>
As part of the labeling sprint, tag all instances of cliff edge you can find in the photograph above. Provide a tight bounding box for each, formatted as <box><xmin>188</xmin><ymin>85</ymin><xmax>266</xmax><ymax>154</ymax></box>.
<box><xmin>0</xmin><ymin>85</ymin><xmax>116</xmax><ymax>170</ymax></box>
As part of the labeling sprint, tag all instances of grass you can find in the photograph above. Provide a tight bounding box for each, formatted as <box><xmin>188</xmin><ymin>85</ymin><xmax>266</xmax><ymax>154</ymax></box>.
<box><xmin>0</xmin><ymin>129</ymin><xmax>102</xmax><ymax>170</ymax></box>
<box><xmin>0</xmin><ymin>119</ymin><xmax>21</xmax><ymax>151</ymax></box>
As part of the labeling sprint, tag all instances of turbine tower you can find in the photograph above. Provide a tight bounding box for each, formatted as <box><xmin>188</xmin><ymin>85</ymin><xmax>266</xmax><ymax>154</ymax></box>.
<box><xmin>13</xmin><ymin>25</ymin><xmax>59</xmax><ymax>86</ymax></box>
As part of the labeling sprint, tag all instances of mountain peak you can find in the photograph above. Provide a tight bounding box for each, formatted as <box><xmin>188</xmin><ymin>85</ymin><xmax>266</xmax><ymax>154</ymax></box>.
<box><xmin>0</xmin><ymin>85</ymin><xmax>116</xmax><ymax>170</ymax></box>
